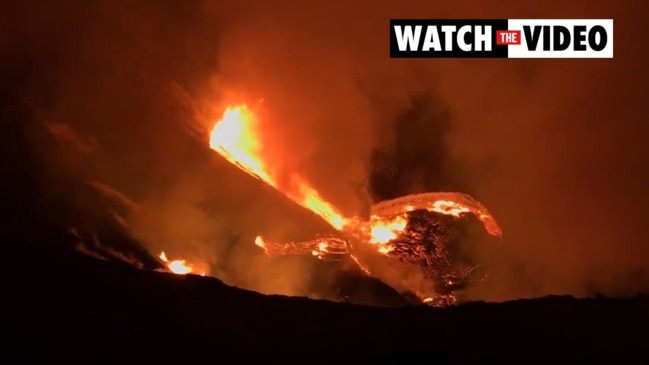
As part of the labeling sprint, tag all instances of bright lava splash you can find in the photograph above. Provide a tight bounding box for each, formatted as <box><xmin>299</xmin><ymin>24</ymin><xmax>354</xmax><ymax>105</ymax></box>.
<box><xmin>159</xmin><ymin>251</ymin><xmax>205</xmax><ymax>276</ymax></box>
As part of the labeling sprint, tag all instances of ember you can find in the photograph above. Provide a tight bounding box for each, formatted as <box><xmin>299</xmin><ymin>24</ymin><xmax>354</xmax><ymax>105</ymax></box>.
<box><xmin>208</xmin><ymin>104</ymin><xmax>502</xmax><ymax>307</ymax></box>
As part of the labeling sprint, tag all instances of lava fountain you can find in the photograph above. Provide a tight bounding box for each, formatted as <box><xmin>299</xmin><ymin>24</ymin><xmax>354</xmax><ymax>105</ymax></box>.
<box><xmin>209</xmin><ymin>104</ymin><xmax>502</xmax><ymax>306</ymax></box>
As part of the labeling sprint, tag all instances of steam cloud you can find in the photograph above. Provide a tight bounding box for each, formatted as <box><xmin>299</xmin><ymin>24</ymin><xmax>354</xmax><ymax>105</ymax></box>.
<box><xmin>2</xmin><ymin>0</ymin><xmax>648</xmax><ymax>302</ymax></box>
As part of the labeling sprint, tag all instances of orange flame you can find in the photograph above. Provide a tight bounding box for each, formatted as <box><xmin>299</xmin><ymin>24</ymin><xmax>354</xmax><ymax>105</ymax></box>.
<box><xmin>209</xmin><ymin>105</ymin><xmax>348</xmax><ymax>230</ymax></box>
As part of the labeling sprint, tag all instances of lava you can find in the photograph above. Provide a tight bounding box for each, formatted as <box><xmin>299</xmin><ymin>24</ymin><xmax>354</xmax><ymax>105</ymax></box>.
<box><xmin>209</xmin><ymin>103</ymin><xmax>502</xmax><ymax>306</ymax></box>
<box><xmin>209</xmin><ymin>105</ymin><xmax>348</xmax><ymax>230</ymax></box>
<box><xmin>255</xmin><ymin>235</ymin><xmax>348</xmax><ymax>259</ymax></box>
<box><xmin>371</xmin><ymin>192</ymin><xmax>502</xmax><ymax>237</ymax></box>
<box><xmin>159</xmin><ymin>251</ymin><xmax>205</xmax><ymax>276</ymax></box>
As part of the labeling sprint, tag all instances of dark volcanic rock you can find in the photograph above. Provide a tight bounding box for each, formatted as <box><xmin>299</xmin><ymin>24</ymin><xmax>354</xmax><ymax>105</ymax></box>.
<box><xmin>2</xmin><ymin>229</ymin><xmax>649</xmax><ymax>364</ymax></box>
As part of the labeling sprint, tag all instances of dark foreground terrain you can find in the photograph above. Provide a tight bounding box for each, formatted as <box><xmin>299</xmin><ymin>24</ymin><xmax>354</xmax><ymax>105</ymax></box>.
<box><xmin>2</xmin><ymin>227</ymin><xmax>648</xmax><ymax>364</ymax></box>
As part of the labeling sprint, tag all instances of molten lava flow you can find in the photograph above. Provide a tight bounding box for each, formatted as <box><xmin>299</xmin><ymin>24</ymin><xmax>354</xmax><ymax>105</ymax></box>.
<box><xmin>255</xmin><ymin>235</ymin><xmax>348</xmax><ymax>259</ymax></box>
<box><xmin>430</xmin><ymin>200</ymin><xmax>471</xmax><ymax>217</ymax></box>
<box><xmin>371</xmin><ymin>192</ymin><xmax>502</xmax><ymax>237</ymax></box>
<box><xmin>353</xmin><ymin>214</ymin><xmax>409</xmax><ymax>254</ymax></box>
<box><xmin>209</xmin><ymin>106</ymin><xmax>274</xmax><ymax>184</ymax></box>
<box><xmin>368</xmin><ymin>215</ymin><xmax>408</xmax><ymax>244</ymax></box>
<box><xmin>250</xmin><ymin>193</ymin><xmax>502</xmax><ymax>306</ymax></box>
<box><xmin>159</xmin><ymin>251</ymin><xmax>205</xmax><ymax>276</ymax></box>
<box><xmin>209</xmin><ymin>105</ymin><xmax>348</xmax><ymax>230</ymax></box>
<box><xmin>347</xmin><ymin>194</ymin><xmax>501</xmax><ymax>258</ymax></box>
<box><xmin>209</xmin><ymin>104</ymin><xmax>503</xmax><ymax>307</ymax></box>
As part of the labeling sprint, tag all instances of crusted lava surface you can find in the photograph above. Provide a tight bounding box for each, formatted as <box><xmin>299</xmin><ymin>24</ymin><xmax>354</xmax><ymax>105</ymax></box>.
<box><xmin>378</xmin><ymin>210</ymin><xmax>495</xmax><ymax>296</ymax></box>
